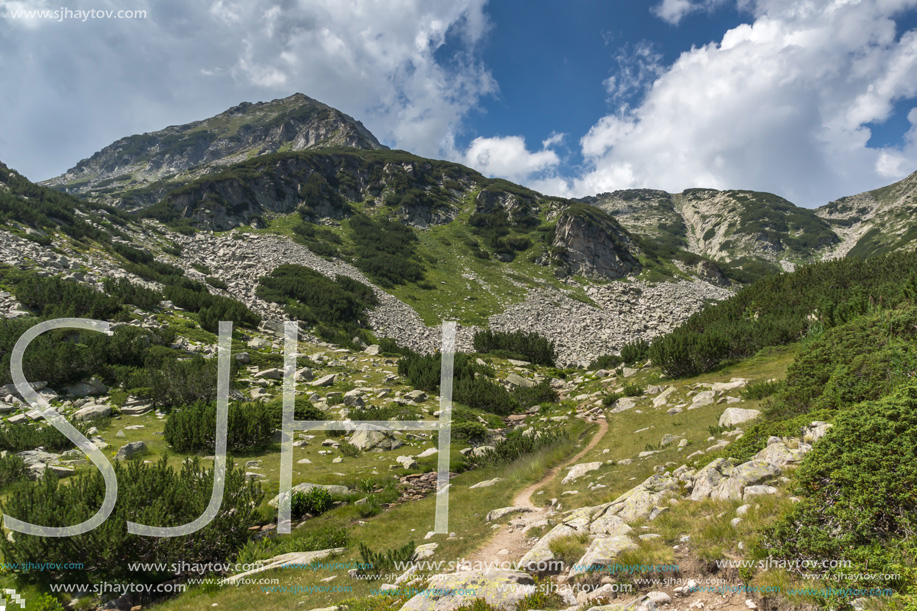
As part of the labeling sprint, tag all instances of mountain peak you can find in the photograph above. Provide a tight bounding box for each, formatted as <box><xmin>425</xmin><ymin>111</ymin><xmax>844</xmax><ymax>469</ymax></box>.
<box><xmin>42</xmin><ymin>93</ymin><xmax>386</xmax><ymax>206</ymax></box>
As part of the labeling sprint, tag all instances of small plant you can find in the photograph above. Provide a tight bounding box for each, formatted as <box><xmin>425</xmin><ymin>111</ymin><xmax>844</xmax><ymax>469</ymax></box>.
<box><xmin>707</xmin><ymin>424</ymin><xmax>736</xmax><ymax>436</ymax></box>
<box><xmin>547</xmin><ymin>532</ymin><xmax>590</xmax><ymax>566</ymax></box>
<box><xmin>623</xmin><ymin>383</ymin><xmax>644</xmax><ymax>397</ymax></box>
<box><xmin>741</xmin><ymin>379</ymin><xmax>783</xmax><ymax>400</ymax></box>
<box><xmin>339</xmin><ymin>441</ymin><xmax>361</xmax><ymax>457</ymax></box>
<box><xmin>358</xmin><ymin>540</ymin><xmax>416</xmax><ymax>574</ymax></box>
<box><xmin>290</xmin><ymin>486</ymin><xmax>334</xmax><ymax>518</ymax></box>
<box><xmin>644</xmin><ymin>443</ymin><xmax>661</xmax><ymax>452</ymax></box>
<box><xmin>602</xmin><ymin>392</ymin><xmax>623</xmax><ymax>407</ymax></box>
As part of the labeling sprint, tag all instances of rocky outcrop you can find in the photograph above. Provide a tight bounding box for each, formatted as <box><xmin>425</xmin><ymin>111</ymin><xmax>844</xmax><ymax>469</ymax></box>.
<box><xmin>552</xmin><ymin>206</ymin><xmax>640</xmax><ymax>280</ymax></box>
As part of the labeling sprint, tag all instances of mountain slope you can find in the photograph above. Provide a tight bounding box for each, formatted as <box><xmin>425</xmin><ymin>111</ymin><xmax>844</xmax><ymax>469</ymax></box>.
<box><xmin>41</xmin><ymin>93</ymin><xmax>385</xmax><ymax>208</ymax></box>
<box><xmin>816</xmin><ymin>170</ymin><xmax>917</xmax><ymax>259</ymax></box>
<box><xmin>580</xmin><ymin>187</ymin><xmax>841</xmax><ymax>276</ymax></box>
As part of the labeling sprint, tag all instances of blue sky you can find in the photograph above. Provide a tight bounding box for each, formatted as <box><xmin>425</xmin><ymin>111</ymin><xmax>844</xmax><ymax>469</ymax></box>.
<box><xmin>2</xmin><ymin>0</ymin><xmax>917</xmax><ymax>207</ymax></box>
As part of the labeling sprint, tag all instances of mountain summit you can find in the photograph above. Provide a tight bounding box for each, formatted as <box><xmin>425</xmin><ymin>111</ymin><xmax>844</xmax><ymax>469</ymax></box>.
<box><xmin>42</xmin><ymin>93</ymin><xmax>385</xmax><ymax>207</ymax></box>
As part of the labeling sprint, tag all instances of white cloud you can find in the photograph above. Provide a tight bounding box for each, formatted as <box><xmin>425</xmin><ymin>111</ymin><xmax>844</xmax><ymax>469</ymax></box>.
<box><xmin>542</xmin><ymin>131</ymin><xmax>566</xmax><ymax>148</ymax></box>
<box><xmin>556</xmin><ymin>0</ymin><xmax>917</xmax><ymax>206</ymax></box>
<box><xmin>652</xmin><ymin>0</ymin><xmax>728</xmax><ymax>25</ymax></box>
<box><xmin>462</xmin><ymin>135</ymin><xmax>561</xmax><ymax>184</ymax></box>
<box><xmin>0</xmin><ymin>0</ymin><xmax>495</xmax><ymax>179</ymax></box>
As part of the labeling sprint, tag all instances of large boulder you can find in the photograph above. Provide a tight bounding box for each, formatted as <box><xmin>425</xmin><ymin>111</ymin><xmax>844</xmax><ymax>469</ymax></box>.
<box><xmin>400</xmin><ymin>570</ymin><xmax>535</xmax><ymax>611</ymax></box>
<box><xmin>349</xmin><ymin>429</ymin><xmax>403</xmax><ymax>452</ymax></box>
<box><xmin>752</xmin><ymin>440</ymin><xmax>810</xmax><ymax>468</ymax></box>
<box><xmin>718</xmin><ymin>408</ymin><xmax>761</xmax><ymax>427</ymax></box>
<box><xmin>115</xmin><ymin>441</ymin><xmax>147</xmax><ymax>461</ymax></box>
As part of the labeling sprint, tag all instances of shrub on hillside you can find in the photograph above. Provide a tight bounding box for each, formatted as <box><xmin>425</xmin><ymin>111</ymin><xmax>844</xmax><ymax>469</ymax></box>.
<box><xmin>164</xmin><ymin>401</ymin><xmax>274</xmax><ymax>453</ymax></box>
<box><xmin>761</xmin><ymin>380</ymin><xmax>917</xmax><ymax>594</ymax></box>
<box><xmin>472</xmin><ymin>329</ymin><xmax>556</xmax><ymax>366</ymax></box>
<box><xmin>290</xmin><ymin>487</ymin><xmax>334</xmax><ymax>518</ymax></box>
<box><xmin>348</xmin><ymin>213</ymin><xmax>425</xmax><ymax>287</ymax></box>
<box><xmin>588</xmin><ymin>354</ymin><xmax>623</xmax><ymax>370</ymax></box>
<box><xmin>146</xmin><ymin>355</ymin><xmax>232</xmax><ymax>410</ymax></box>
<box><xmin>15</xmin><ymin>274</ymin><xmax>123</xmax><ymax>319</ymax></box>
<box><xmin>0</xmin><ymin>453</ymin><xmax>28</xmax><ymax>487</ymax></box>
<box><xmin>648</xmin><ymin>251</ymin><xmax>917</xmax><ymax>377</ymax></box>
<box><xmin>264</xmin><ymin>396</ymin><xmax>326</xmax><ymax>428</ymax></box>
<box><xmin>620</xmin><ymin>339</ymin><xmax>649</xmax><ymax>365</ymax></box>
<box><xmin>256</xmin><ymin>264</ymin><xmax>377</xmax><ymax>342</ymax></box>
<box><xmin>103</xmin><ymin>277</ymin><xmax>164</xmax><ymax>311</ymax></box>
<box><xmin>0</xmin><ymin>457</ymin><xmax>262</xmax><ymax>585</ymax></box>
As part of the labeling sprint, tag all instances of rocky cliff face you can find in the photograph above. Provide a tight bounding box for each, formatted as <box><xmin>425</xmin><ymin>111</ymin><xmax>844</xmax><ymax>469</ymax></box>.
<box><xmin>551</xmin><ymin>205</ymin><xmax>640</xmax><ymax>280</ymax></box>
<box><xmin>42</xmin><ymin>93</ymin><xmax>386</xmax><ymax>208</ymax></box>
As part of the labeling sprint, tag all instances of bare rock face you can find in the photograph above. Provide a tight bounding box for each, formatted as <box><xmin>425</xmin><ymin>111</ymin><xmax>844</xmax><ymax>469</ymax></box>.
<box><xmin>552</xmin><ymin>207</ymin><xmax>640</xmax><ymax>280</ymax></box>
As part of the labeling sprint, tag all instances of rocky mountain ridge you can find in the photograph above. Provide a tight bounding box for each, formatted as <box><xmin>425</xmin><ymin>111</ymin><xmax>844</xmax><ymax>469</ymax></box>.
<box><xmin>41</xmin><ymin>93</ymin><xmax>385</xmax><ymax>208</ymax></box>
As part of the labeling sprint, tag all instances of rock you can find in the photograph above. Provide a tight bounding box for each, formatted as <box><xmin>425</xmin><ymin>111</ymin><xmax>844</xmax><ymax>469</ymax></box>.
<box><xmin>690</xmin><ymin>458</ymin><xmax>780</xmax><ymax>501</ymax></box>
<box><xmin>73</xmin><ymin>403</ymin><xmax>111</xmax><ymax>421</ymax></box>
<box><xmin>235</xmin><ymin>352</ymin><xmax>251</xmax><ymax>364</ymax></box>
<box><xmin>610</xmin><ymin>397</ymin><xmax>637</xmax><ymax>413</ymax></box>
<box><xmin>349</xmin><ymin>430</ymin><xmax>403</xmax><ymax>451</ymax></box>
<box><xmin>400</xmin><ymin>570</ymin><xmax>535</xmax><ymax>611</ymax></box>
<box><xmin>247</xmin><ymin>337</ymin><xmax>270</xmax><ymax>349</ymax></box>
<box><xmin>415</xmin><ymin>448</ymin><xmax>438</xmax><ymax>458</ymax></box>
<box><xmin>471</xmin><ymin>446</ymin><xmax>495</xmax><ymax>457</ymax></box>
<box><xmin>660</xmin><ymin>434</ymin><xmax>682</xmax><ymax>447</ymax></box>
<box><xmin>413</xmin><ymin>543</ymin><xmax>438</xmax><ymax>560</ymax></box>
<box><xmin>506</xmin><ymin>373</ymin><xmax>536</xmax><ymax>388</ymax></box>
<box><xmin>255</xmin><ymin>368</ymin><xmax>284</xmax><ymax>380</ymax></box>
<box><xmin>600</xmin><ymin>472</ymin><xmax>681</xmax><ymax>522</ymax></box>
<box><xmin>622</xmin><ymin>367</ymin><xmax>638</xmax><ymax>378</ymax></box>
<box><xmin>574</xmin><ymin>535</ymin><xmax>638</xmax><ymax>571</ymax></box>
<box><xmin>589</xmin><ymin>514</ymin><xmax>632</xmax><ymax>537</ymax></box>
<box><xmin>62</xmin><ymin>378</ymin><xmax>107</xmax><ymax>397</ymax></box>
<box><xmin>752</xmin><ymin>441</ymin><xmax>810</xmax><ymax>468</ymax></box>
<box><xmin>652</xmin><ymin>386</ymin><xmax>676</xmax><ymax>408</ymax></box>
<box><xmin>803</xmin><ymin>421</ymin><xmax>833</xmax><ymax>444</ymax></box>
<box><xmin>223</xmin><ymin>549</ymin><xmax>344</xmax><ymax>584</ymax></box>
<box><xmin>562</xmin><ymin>462</ymin><xmax>603</xmax><ymax>484</ymax></box>
<box><xmin>396</xmin><ymin>456</ymin><xmax>418</xmax><ymax>469</ymax></box>
<box><xmin>690</xmin><ymin>391</ymin><xmax>717</xmax><ymax>409</ymax></box>
<box><xmin>311</xmin><ymin>374</ymin><xmax>337</xmax><ymax>387</ymax></box>
<box><xmin>296</xmin><ymin>367</ymin><xmax>314</xmax><ymax>381</ymax></box>
<box><xmin>743</xmin><ymin>485</ymin><xmax>779</xmax><ymax>500</ymax></box>
<box><xmin>269</xmin><ymin>483</ymin><xmax>351</xmax><ymax>508</ymax></box>
<box><xmin>718</xmin><ymin>408</ymin><xmax>761</xmax><ymax>427</ymax></box>
<box><xmin>115</xmin><ymin>441</ymin><xmax>147</xmax><ymax>461</ymax></box>
<box><xmin>712</xmin><ymin>379</ymin><xmax>747</xmax><ymax>392</ymax></box>
<box><xmin>470</xmin><ymin>478</ymin><xmax>504</xmax><ymax>489</ymax></box>
<box><xmin>405</xmin><ymin>390</ymin><xmax>427</xmax><ymax>403</ymax></box>
<box><xmin>364</xmin><ymin>345</ymin><xmax>382</xmax><ymax>355</ymax></box>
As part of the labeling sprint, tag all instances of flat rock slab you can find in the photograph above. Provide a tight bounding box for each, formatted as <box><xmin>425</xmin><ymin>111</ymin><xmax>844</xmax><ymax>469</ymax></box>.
<box><xmin>223</xmin><ymin>548</ymin><xmax>344</xmax><ymax>584</ymax></box>
<box><xmin>470</xmin><ymin>478</ymin><xmax>504</xmax><ymax>489</ymax></box>
<box><xmin>72</xmin><ymin>404</ymin><xmax>111</xmax><ymax>421</ymax></box>
<box><xmin>400</xmin><ymin>570</ymin><xmax>535</xmax><ymax>611</ymax></box>
<box><xmin>562</xmin><ymin>462</ymin><xmax>603</xmax><ymax>484</ymax></box>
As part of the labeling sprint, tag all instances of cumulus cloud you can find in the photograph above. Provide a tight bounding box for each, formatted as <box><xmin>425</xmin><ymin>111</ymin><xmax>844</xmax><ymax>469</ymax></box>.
<box><xmin>0</xmin><ymin>0</ymin><xmax>495</xmax><ymax>179</ymax></box>
<box><xmin>462</xmin><ymin>135</ymin><xmax>561</xmax><ymax>184</ymax></box>
<box><xmin>559</xmin><ymin>0</ymin><xmax>917</xmax><ymax>206</ymax></box>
